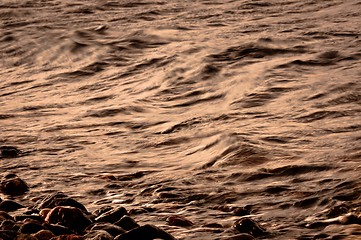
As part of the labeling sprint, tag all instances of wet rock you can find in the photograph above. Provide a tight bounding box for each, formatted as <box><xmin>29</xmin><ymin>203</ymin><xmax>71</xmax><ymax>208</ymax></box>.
<box><xmin>0</xmin><ymin>219</ymin><xmax>17</xmax><ymax>231</ymax></box>
<box><xmin>0</xmin><ymin>146</ymin><xmax>20</xmax><ymax>158</ymax></box>
<box><xmin>233</xmin><ymin>218</ymin><xmax>266</xmax><ymax>237</ymax></box>
<box><xmin>45</xmin><ymin>223</ymin><xmax>74</xmax><ymax>236</ymax></box>
<box><xmin>114</xmin><ymin>215</ymin><xmax>139</xmax><ymax>231</ymax></box>
<box><xmin>89</xmin><ymin>222</ymin><xmax>126</xmax><ymax>236</ymax></box>
<box><xmin>48</xmin><ymin>234</ymin><xmax>84</xmax><ymax>240</ymax></box>
<box><xmin>14</xmin><ymin>214</ymin><xmax>43</xmax><ymax>222</ymax></box>
<box><xmin>0</xmin><ymin>211</ymin><xmax>14</xmax><ymax>221</ymax></box>
<box><xmin>32</xmin><ymin>229</ymin><xmax>55</xmax><ymax>240</ymax></box>
<box><xmin>0</xmin><ymin>200</ymin><xmax>25</xmax><ymax>212</ymax></box>
<box><xmin>166</xmin><ymin>215</ymin><xmax>193</xmax><ymax>227</ymax></box>
<box><xmin>95</xmin><ymin>207</ymin><xmax>128</xmax><ymax>224</ymax></box>
<box><xmin>0</xmin><ymin>174</ymin><xmax>29</xmax><ymax>196</ymax></box>
<box><xmin>114</xmin><ymin>224</ymin><xmax>176</xmax><ymax>240</ymax></box>
<box><xmin>83</xmin><ymin>230</ymin><xmax>113</xmax><ymax>240</ymax></box>
<box><xmin>45</xmin><ymin>206</ymin><xmax>91</xmax><ymax>233</ymax></box>
<box><xmin>0</xmin><ymin>230</ymin><xmax>17</xmax><ymax>240</ymax></box>
<box><xmin>15</xmin><ymin>234</ymin><xmax>38</xmax><ymax>240</ymax></box>
<box><xmin>18</xmin><ymin>221</ymin><xmax>46</xmax><ymax>234</ymax></box>
<box><xmin>36</xmin><ymin>192</ymin><xmax>88</xmax><ymax>213</ymax></box>
<box><xmin>202</xmin><ymin>223</ymin><xmax>223</xmax><ymax>228</ymax></box>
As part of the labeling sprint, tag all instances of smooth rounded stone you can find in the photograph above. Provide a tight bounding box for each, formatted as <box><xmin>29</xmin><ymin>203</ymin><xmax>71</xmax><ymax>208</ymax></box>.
<box><xmin>49</xmin><ymin>234</ymin><xmax>84</xmax><ymax>240</ymax></box>
<box><xmin>32</xmin><ymin>229</ymin><xmax>55</xmax><ymax>240</ymax></box>
<box><xmin>36</xmin><ymin>193</ymin><xmax>88</xmax><ymax>213</ymax></box>
<box><xmin>0</xmin><ymin>200</ymin><xmax>25</xmax><ymax>212</ymax></box>
<box><xmin>114</xmin><ymin>215</ymin><xmax>139</xmax><ymax>231</ymax></box>
<box><xmin>89</xmin><ymin>223</ymin><xmax>125</xmax><ymax>237</ymax></box>
<box><xmin>202</xmin><ymin>223</ymin><xmax>223</xmax><ymax>228</ymax></box>
<box><xmin>45</xmin><ymin>206</ymin><xmax>92</xmax><ymax>233</ymax></box>
<box><xmin>44</xmin><ymin>223</ymin><xmax>74</xmax><ymax>236</ymax></box>
<box><xmin>95</xmin><ymin>207</ymin><xmax>128</xmax><ymax>224</ymax></box>
<box><xmin>0</xmin><ymin>174</ymin><xmax>29</xmax><ymax>196</ymax></box>
<box><xmin>0</xmin><ymin>211</ymin><xmax>14</xmax><ymax>221</ymax></box>
<box><xmin>92</xmin><ymin>206</ymin><xmax>113</xmax><ymax>217</ymax></box>
<box><xmin>0</xmin><ymin>146</ymin><xmax>20</xmax><ymax>158</ymax></box>
<box><xmin>114</xmin><ymin>224</ymin><xmax>176</xmax><ymax>240</ymax></box>
<box><xmin>83</xmin><ymin>230</ymin><xmax>114</xmax><ymax>240</ymax></box>
<box><xmin>233</xmin><ymin>218</ymin><xmax>266</xmax><ymax>237</ymax></box>
<box><xmin>166</xmin><ymin>215</ymin><xmax>193</xmax><ymax>227</ymax></box>
<box><xmin>40</xmin><ymin>208</ymin><xmax>52</xmax><ymax>220</ymax></box>
<box><xmin>16</xmin><ymin>234</ymin><xmax>38</xmax><ymax>240</ymax></box>
<box><xmin>19</xmin><ymin>221</ymin><xmax>46</xmax><ymax>234</ymax></box>
<box><xmin>0</xmin><ymin>230</ymin><xmax>17</xmax><ymax>240</ymax></box>
<box><xmin>14</xmin><ymin>214</ymin><xmax>43</xmax><ymax>222</ymax></box>
<box><xmin>0</xmin><ymin>219</ymin><xmax>17</xmax><ymax>231</ymax></box>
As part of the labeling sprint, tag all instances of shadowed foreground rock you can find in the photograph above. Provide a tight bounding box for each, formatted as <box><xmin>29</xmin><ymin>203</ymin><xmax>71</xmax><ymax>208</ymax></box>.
<box><xmin>0</xmin><ymin>174</ymin><xmax>29</xmax><ymax>196</ymax></box>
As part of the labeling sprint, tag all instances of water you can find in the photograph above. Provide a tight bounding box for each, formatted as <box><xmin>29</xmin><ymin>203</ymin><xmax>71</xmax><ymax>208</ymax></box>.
<box><xmin>1</xmin><ymin>0</ymin><xmax>360</xmax><ymax>239</ymax></box>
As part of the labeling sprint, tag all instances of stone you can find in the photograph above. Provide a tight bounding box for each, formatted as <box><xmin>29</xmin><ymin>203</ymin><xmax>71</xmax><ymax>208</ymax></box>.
<box><xmin>0</xmin><ymin>200</ymin><xmax>25</xmax><ymax>212</ymax></box>
<box><xmin>45</xmin><ymin>206</ymin><xmax>91</xmax><ymax>233</ymax></box>
<box><xmin>166</xmin><ymin>215</ymin><xmax>193</xmax><ymax>227</ymax></box>
<box><xmin>223</xmin><ymin>233</ymin><xmax>255</xmax><ymax>240</ymax></box>
<box><xmin>83</xmin><ymin>230</ymin><xmax>113</xmax><ymax>240</ymax></box>
<box><xmin>0</xmin><ymin>211</ymin><xmax>14</xmax><ymax>221</ymax></box>
<box><xmin>44</xmin><ymin>223</ymin><xmax>74</xmax><ymax>235</ymax></box>
<box><xmin>89</xmin><ymin>223</ymin><xmax>126</xmax><ymax>236</ymax></box>
<box><xmin>0</xmin><ymin>219</ymin><xmax>17</xmax><ymax>231</ymax></box>
<box><xmin>95</xmin><ymin>207</ymin><xmax>128</xmax><ymax>224</ymax></box>
<box><xmin>114</xmin><ymin>224</ymin><xmax>176</xmax><ymax>240</ymax></box>
<box><xmin>0</xmin><ymin>230</ymin><xmax>17</xmax><ymax>240</ymax></box>
<box><xmin>18</xmin><ymin>221</ymin><xmax>46</xmax><ymax>234</ymax></box>
<box><xmin>36</xmin><ymin>192</ymin><xmax>88</xmax><ymax>213</ymax></box>
<box><xmin>115</xmin><ymin>215</ymin><xmax>139</xmax><ymax>231</ymax></box>
<box><xmin>16</xmin><ymin>233</ymin><xmax>38</xmax><ymax>240</ymax></box>
<box><xmin>0</xmin><ymin>174</ymin><xmax>29</xmax><ymax>196</ymax></box>
<box><xmin>233</xmin><ymin>218</ymin><xmax>266</xmax><ymax>237</ymax></box>
<box><xmin>0</xmin><ymin>146</ymin><xmax>20</xmax><ymax>158</ymax></box>
<box><xmin>14</xmin><ymin>214</ymin><xmax>43</xmax><ymax>222</ymax></box>
<box><xmin>32</xmin><ymin>230</ymin><xmax>55</xmax><ymax>240</ymax></box>
<box><xmin>49</xmin><ymin>234</ymin><xmax>84</xmax><ymax>240</ymax></box>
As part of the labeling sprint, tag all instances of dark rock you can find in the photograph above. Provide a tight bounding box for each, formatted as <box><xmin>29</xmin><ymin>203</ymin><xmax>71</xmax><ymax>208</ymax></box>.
<box><xmin>0</xmin><ymin>200</ymin><xmax>25</xmax><ymax>212</ymax></box>
<box><xmin>114</xmin><ymin>224</ymin><xmax>176</xmax><ymax>240</ymax></box>
<box><xmin>232</xmin><ymin>207</ymin><xmax>251</xmax><ymax>216</ymax></box>
<box><xmin>95</xmin><ymin>207</ymin><xmax>127</xmax><ymax>224</ymax></box>
<box><xmin>0</xmin><ymin>230</ymin><xmax>17</xmax><ymax>240</ymax></box>
<box><xmin>19</xmin><ymin>221</ymin><xmax>46</xmax><ymax>234</ymax></box>
<box><xmin>0</xmin><ymin>146</ymin><xmax>20</xmax><ymax>158</ymax></box>
<box><xmin>222</xmin><ymin>233</ymin><xmax>255</xmax><ymax>240</ymax></box>
<box><xmin>44</xmin><ymin>223</ymin><xmax>74</xmax><ymax>236</ymax></box>
<box><xmin>45</xmin><ymin>206</ymin><xmax>91</xmax><ymax>233</ymax></box>
<box><xmin>48</xmin><ymin>234</ymin><xmax>84</xmax><ymax>239</ymax></box>
<box><xmin>115</xmin><ymin>215</ymin><xmax>139</xmax><ymax>231</ymax></box>
<box><xmin>202</xmin><ymin>223</ymin><xmax>223</xmax><ymax>228</ymax></box>
<box><xmin>14</xmin><ymin>214</ymin><xmax>43</xmax><ymax>222</ymax></box>
<box><xmin>166</xmin><ymin>215</ymin><xmax>193</xmax><ymax>227</ymax></box>
<box><xmin>0</xmin><ymin>211</ymin><xmax>14</xmax><ymax>221</ymax></box>
<box><xmin>32</xmin><ymin>229</ymin><xmax>55</xmax><ymax>240</ymax></box>
<box><xmin>89</xmin><ymin>223</ymin><xmax>125</xmax><ymax>236</ymax></box>
<box><xmin>83</xmin><ymin>230</ymin><xmax>113</xmax><ymax>240</ymax></box>
<box><xmin>0</xmin><ymin>219</ymin><xmax>17</xmax><ymax>231</ymax></box>
<box><xmin>36</xmin><ymin>192</ymin><xmax>88</xmax><ymax>213</ymax></box>
<box><xmin>15</xmin><ymin>233</ymin><xmax>38</xmax><ymax>240</ymax></box>
<box><xmin>233</xmin><ymin>218</ymin><xmax>266</xmax><ymax>237</ymax></box>
<box><xmin>0</xmin><ymin>174</ymin><xmax>29</xmax><ymax>196</ymax></box>
<box><xmin>93</xmin><ymin>206</ymin><xmax>113</xmax><ymax>217</ymax></box>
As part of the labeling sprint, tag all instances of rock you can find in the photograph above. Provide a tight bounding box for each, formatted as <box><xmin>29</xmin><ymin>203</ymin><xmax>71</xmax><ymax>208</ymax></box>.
<box><xmin>233</xmin><ymin>218</ymin><xmax>266</xmax><ymax>237</ymax></box>
<box><xmin>32</xmin><ymin>230</ymin><xmax>55</xmax><ymax>240</ymax></box>
<box><xmin>18</xmin><ymin>221</ymin><xmax>46</xmax><ymax>234</ymax></box>
<box><xmin>0</xmin><ymin>219</ymin><xmax>17</xmax><ymax>231</ymax></box>
<box><xmin>0</xmin><ymin>211</ymin><xmax>14</xmax><ymax>221</ymax></box>
<box><xmin>45</xmin><ymin>206</ymin><xmax>91</xmax><ymax>233</ymax></box>
<box><xmin>89</xmin><ymin>223</ymin><xmax>126</xmax><ymax>236</ymax></box>
<box><xmin>222</xmin><ymin>233</ymin><xmax>255</xmax><ymax>240</ymax></box>
<box><xmin>202</xmin><ymin>223</ymin><xmax>223</xmax><ymax>228</ymax></box>
<box><xmin>83</xmin><ymin>230</ymin><xmax>113</xmax><ymax>240</ymax></box>
<box><xmin>114</xmin><ymin>224</ymin><xmax>176</xmax><ymax>240</ymax></box>
<box><xmin>115</xmin><ymin>215</ymin><xmax>139</xmax><ymax>231</ymax></box>
<box><xmin>14</xmin><ymin>214</ymin><xmax>43</xmax><ymax>222</ymax></box>
<box><xmin>45</xmin><ymin>223</ymin><xmax>74</xmax><ymax>236</ymax></box>
<box><xmin>0</xmin><ymin>230</ymin><xmax>17</xmax><ymax>240</ymax></box>
<box><xmin>16</xmin><ymin>233</ymin><xmax>38</xmax><ymax>240</ymax></box>
<box><xmin>95</xmin><ymin>207</ymin><xmax>128</xmax><ymax>224</ymax></box>
<box><xmin>0</xmin><ymin>174</ymin><xmax>29</xmax><ymax>196</ymax></box>
<box><xmin>36</xmin><ymin>193</ymin><xmax>88</xmax><ymax>213</ymax></box>
<box><xmin>0</xmin><ymin>146</ymin><xmax>20</xmax><ymax>158</ymax></box>
<box><xmin>0</xmin><ymin>200</ymin><xmax>25</xmax><ymax>212</ymax></box>
<box><xmin>49</xmin><ymin>234</ymin><xmax>84</xmax><ymax>240</ymax></box>
<box><xmin>166</xmin><ymin>215</ymin><xmax>193</xmax><ymax>227</ymax></box>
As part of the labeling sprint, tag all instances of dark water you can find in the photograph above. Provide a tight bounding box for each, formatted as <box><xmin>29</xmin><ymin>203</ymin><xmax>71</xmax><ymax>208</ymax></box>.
<box><xmin>1</xmin><ymin>0</ymin><xmax>361</xmax><ymax>239</ymax></box>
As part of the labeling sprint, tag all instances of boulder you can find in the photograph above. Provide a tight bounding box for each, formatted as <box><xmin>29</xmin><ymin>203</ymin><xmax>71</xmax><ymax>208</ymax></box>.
<box><xmin>0</xmin><ymin>174</ymin><xmax>29</xmax><ymax>196</ymax></box>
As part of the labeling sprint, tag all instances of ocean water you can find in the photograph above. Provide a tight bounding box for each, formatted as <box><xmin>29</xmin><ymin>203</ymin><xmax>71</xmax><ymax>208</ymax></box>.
<box><xmin>1</xmin><ymin>0</ymin><xmax>360</xmax><ymax>239</ymax></box>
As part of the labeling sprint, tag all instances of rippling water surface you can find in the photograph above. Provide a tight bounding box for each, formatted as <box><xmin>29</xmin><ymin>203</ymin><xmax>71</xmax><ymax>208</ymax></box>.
<box><xmin>1</xmin><ymin>0</ymin><xmax>361</xmax><ymax>239</ymax></box>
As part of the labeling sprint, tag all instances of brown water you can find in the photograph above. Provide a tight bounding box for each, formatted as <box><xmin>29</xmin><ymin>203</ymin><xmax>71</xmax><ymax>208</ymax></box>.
<box><xmin>1</xmin><ymin>0</ymin><xmax>361</xmax><ymax>239</ymax></box>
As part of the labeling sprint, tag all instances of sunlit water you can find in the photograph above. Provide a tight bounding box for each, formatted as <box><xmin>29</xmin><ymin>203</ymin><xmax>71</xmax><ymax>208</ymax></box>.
<box><xmin>1</xmin><ymin>0</ymin><xmax>360</xmax><ymax>239</ymax></box>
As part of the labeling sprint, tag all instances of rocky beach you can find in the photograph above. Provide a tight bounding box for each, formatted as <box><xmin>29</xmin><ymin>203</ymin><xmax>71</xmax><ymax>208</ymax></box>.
<box><xmin>1</xmin><ymin>0</ymin><xmax>361</xmax><ymax>239</ymax></box>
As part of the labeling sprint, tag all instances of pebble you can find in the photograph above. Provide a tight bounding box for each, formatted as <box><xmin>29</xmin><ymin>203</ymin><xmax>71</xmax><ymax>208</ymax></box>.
<box><xmin>233</xmin><ymin>217</ymin><xmax>266</xmax><ymax>237</ymax></box>
<box><xmin>0</xmin><ymin>174</ymin><xmax>29</xmax><ymax>196</ymax></box>
<box><xmin>114</xmin><ymin>224</ymin><xmax>176</xmax><ymax>240</ymax></box>
<box><xmin>0</xmin><ymin>200</ymin><xmax>25</xmax><ymax>212</ymax></box>
<box><xmin>95</xmin><ymin>206</ymin><xmax>128</xmax><ymax>224</ymax></box>
<box><xmin>32</xmin><ymin>229</ymin><xmax>55</xmax><ymax>240</ymax></box>
<box><xmin>114</xmin><ymin>215</ymin><xmax>140</xmax><ymax>231</ymax></box>
<box><xmin>0</xmin><ymin>146</ymin><xmax>20</xmax><ymax>158</ymax></box>
<box><xmin>166</xmin><ymin>215</ymin><xmax>193</xmax><ymax>227</ymax></box>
